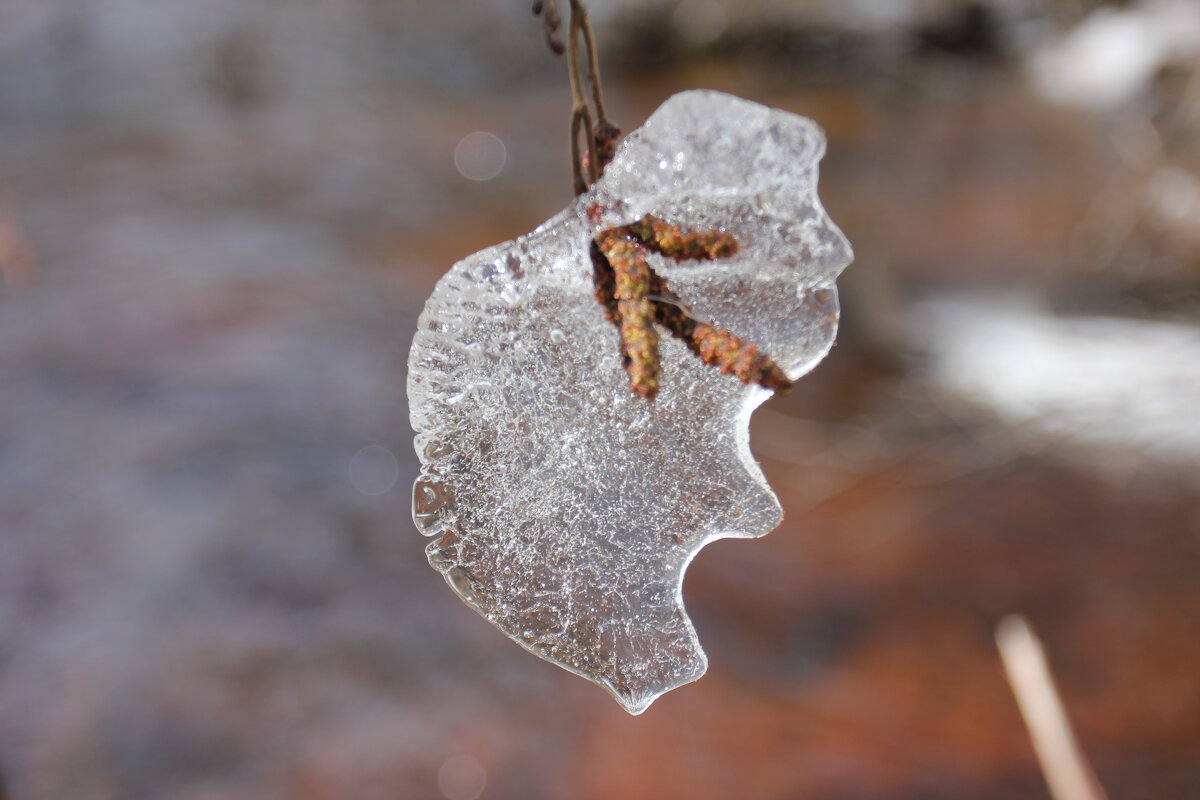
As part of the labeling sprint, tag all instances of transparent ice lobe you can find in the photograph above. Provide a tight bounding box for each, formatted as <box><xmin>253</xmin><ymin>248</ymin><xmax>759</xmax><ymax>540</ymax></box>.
<box><xmin>407</xmin><ymin>90</ymin><xmax>852</xmax><ymax>714</ymax></box>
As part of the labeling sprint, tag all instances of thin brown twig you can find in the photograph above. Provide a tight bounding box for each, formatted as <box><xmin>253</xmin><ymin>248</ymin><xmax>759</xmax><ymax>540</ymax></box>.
<box><xmin>564</xmin><ymin>5</ymin><xmax>598</xmax><ymax>191</ymax></box>
<box><xmin>564</xmin><ymin>5</ymin><xmax>597</xmax><ymax>189</ymax></box>
<box><xmin>570</xmin><ymin>105</ymin><xmax>593</xmax><ymax>195</ymax></box>
<box><xmin>573</xmin><ymin>0</ymin><xmax>609</xmax><ymax>126</ymax></box>
<box><xmin>536</xmin><ymin>0</ymin><xmax>616</xmax><ymax>194</ymax></box>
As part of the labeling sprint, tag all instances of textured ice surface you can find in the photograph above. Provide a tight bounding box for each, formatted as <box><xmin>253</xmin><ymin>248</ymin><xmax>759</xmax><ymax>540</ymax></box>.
<box><xmin>407</xmin><ymin>90</ymin><xmax>852</xmax><ymax>713</ymax></box>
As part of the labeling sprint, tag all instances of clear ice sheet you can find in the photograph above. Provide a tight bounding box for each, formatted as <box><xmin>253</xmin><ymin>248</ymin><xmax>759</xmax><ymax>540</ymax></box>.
<box><xmin>407</xmin><ymin>90</ymin><xmax>853</xmax><ymax>714</ymax></box>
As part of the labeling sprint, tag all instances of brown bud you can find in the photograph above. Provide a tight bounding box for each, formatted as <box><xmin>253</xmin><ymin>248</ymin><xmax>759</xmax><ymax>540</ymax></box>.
<box><xmin>580</xmin><ymin>122</ymin><xmax>623</xmax><ymax>180</ymax></box>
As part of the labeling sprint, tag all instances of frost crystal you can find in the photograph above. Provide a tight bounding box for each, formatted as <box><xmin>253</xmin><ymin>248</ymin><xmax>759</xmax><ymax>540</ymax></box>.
<box><xmin>408</xmin><ymin>91</ymin><xmax>852</xmax><ymax>714</ymax></box>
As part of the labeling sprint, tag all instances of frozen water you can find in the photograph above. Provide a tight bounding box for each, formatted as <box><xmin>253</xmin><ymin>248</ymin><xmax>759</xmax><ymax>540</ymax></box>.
<box><xmin>407</xmin><ymin>90</ymin><xmax>852</xmax><ymax>714</ymax></box>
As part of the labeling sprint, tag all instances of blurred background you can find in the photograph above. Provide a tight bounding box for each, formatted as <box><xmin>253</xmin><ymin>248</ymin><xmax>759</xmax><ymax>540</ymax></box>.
<box><xmin>1</xmin><ymin>0</ymin><xmax>1198</xmax><ymax>798</ymax></box>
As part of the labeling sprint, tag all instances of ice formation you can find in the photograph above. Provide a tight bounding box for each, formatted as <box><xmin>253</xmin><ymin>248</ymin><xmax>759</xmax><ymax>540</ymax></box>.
<box><xmin>408</xmin><ymin>90</ymin><xmax>852</xmax><ymax>714</ymax></box>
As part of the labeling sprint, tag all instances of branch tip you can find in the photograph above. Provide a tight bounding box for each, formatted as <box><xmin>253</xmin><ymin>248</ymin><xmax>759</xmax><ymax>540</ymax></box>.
<box><xmin>593</xmin><ymin>219</ymin><xmax>792</xmax><ymax>399</ymax></box>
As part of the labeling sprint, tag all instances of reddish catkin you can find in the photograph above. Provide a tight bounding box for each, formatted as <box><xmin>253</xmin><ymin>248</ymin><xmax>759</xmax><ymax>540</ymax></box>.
<box><xmin>647</xmin><ymin>274</ymin><xmax>793</xmax><ymax>393</ymax></box>
<box><xmin>589</xmin><ymin>240</ymin><xmax>620</xmax><ymax>328</ymax></box>
<box><xmin>595</xmin><ymin>229</ymin><xmax>660</xmax><ymax>400</ymax></box>
<box><xmin>626</xmin><ymin>214</ymin><xmax>739</xmax><ymax>262</ymax></box>
<box><xmin>589</xmin><ymin>239</ymin><xmax>631</xmax><ymax>377</ymax></box>
<box><xmin>592</xmin><ymin>218</ymin><xmax>791</xmax><ymax>399</ymax></box>
<box><xmin>691</xmin><ymin>324</ymin><xmax>792</xmax><ymax>392</ymax></box>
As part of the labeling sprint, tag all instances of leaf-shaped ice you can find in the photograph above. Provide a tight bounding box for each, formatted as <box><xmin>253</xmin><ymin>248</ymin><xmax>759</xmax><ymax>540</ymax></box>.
<box><xmin>407</xmin><ymin>90</ymin><xmax>852</xmax><ymax>714</ymax></box>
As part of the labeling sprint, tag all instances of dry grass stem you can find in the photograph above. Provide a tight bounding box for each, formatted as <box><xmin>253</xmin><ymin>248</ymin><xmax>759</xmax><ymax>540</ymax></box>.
<box><xmin>997</xmin><ymin>615</ymin><xmax>1110</xmax><ymax>800</ymax></box>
